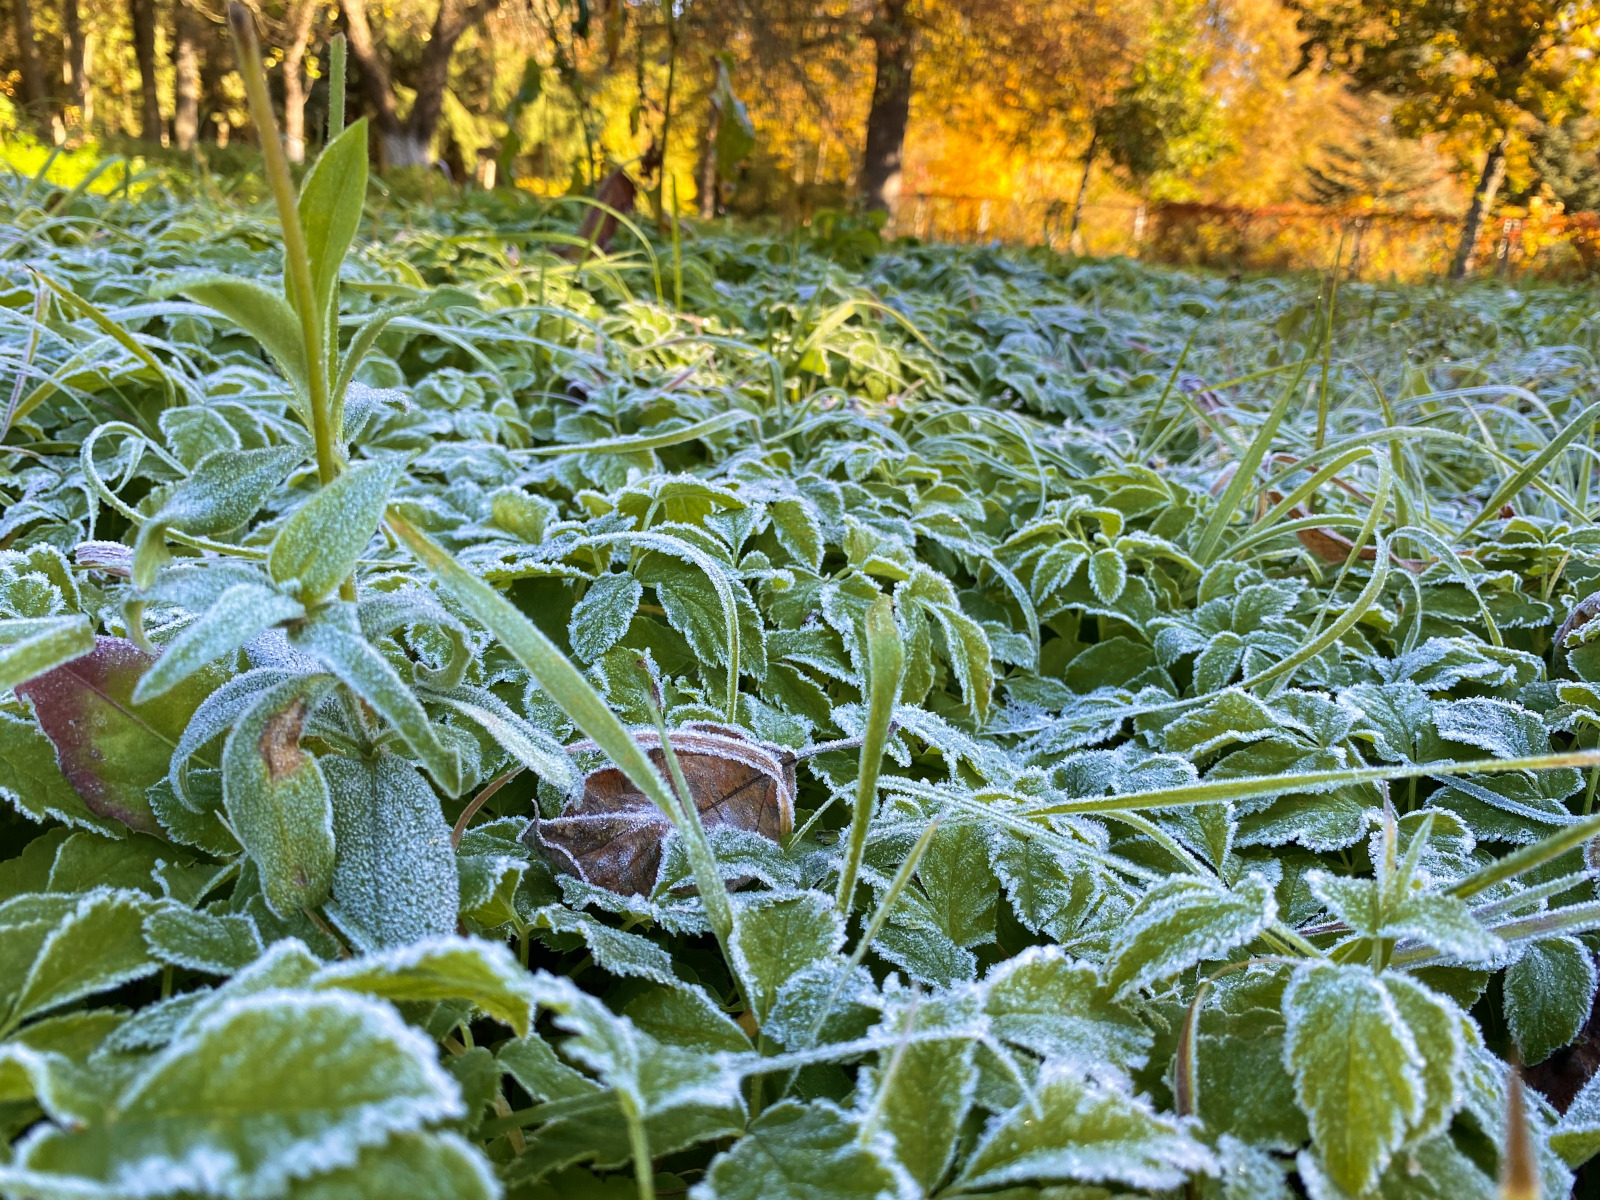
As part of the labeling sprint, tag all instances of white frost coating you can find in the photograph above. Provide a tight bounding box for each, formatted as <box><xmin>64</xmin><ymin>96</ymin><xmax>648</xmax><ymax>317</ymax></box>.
<box><xmin>955</xmin><ymin>1061</ymin><xmax>1217</xmax><ymax>1192</ymax></box>
<box><xmin>534</xmin><ymin>906</ymin><xmax>680</xmax><ymax>985</ymax></box>
<box><xmin>91</xmin><ymin>989</ymin><xmax>463</xmax><ymax>1200</ymax></box>
<box><xmin>323</xmin><ymin>755</ymin><xmax>459</xmax><ymax>952</ymax></box>
<box><xmin>1433</xmin><ymin>697</ymin><xmax>1548</xmax><ymax>760</ymax></box>
<box><xmin>1102</xmin><ymin>873</ymin><xmax>1277</xmax><ymax>998</ymax></box>
<box><xmin>309</xmin><ymin>935</ymin><xmax>536</xmax><ymax>1036</ymax></box>
<box><xmin>982</xmin><ymin>945</ymin><xmax>1152</xmax><ymax>1073</ymax></box>
<box><xmin>568</xmin><ymin>572</ymin><xmax>643</xmax><ymax>662</ymax></box>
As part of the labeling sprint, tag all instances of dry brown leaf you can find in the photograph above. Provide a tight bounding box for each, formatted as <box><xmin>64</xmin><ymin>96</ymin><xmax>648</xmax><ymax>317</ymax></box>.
<box><xmin>525</xmin><ymin>722</ymin><xmax>796</xmax><ymax>897</ymax></box>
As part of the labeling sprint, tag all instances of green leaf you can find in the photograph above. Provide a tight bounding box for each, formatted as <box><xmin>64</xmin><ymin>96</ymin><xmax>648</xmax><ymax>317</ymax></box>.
<box><xmin>4</xmin><ymin>990</ymin><xmax>462</xmax><ymax>1197</ymax></box>
<box><xmin>132</xmin><ymin>445</ymin><xmax>304</xmax><ymax>588</ymax></box>
<box><xmin>1554</xmin><ymin>1069</ymin><xmax>1600</xmax><ymax>1166</ymax></box>
<box><xmin>0</xmin><ymin>616</ymin><xmax>93</xmax><ymax>693</ymax></box>
<box><xmin>3</xmin><ymin>888</ymin><xmax>163</xmax><ymax>1032</ymax></box>
<box><xmin>1283</xmin><ymin>962</ymin><xmax>1423</xmax><ymax>1195</ymax></box>
<box><xmin>221</xmin><ymin>675</ymin><xmax>337</xmax><ymax>917</ymax></box>
<box><xmin>859</xmin><ymin>993</ymin><xmax>978</xmax><ymax>1192</ymax></box>
<box><xmin>311</xmin><ymin>937</ymin><xmax>535</xmax><ymax>1036</ymax></box>
<box><xmin>534</xmin><ymin>905</ymin><xmax>680</xmax><ymax>985</ymax></box>
<box><xmin>288</xmin><ymin>607</ymin><xmax>462</xmax><ymax>795</ymax></box>
<box><xmin>730</xmin><ymin>893</ymin><xmax>844</xmax><ymax>1024</ymax></box>
<box><xmin>983</xmin><ymin>945</ymin><xmax>1152</xmax><ymax>1071</ymax></box>
<box><xmin>915</xmin><ymin>822</ymin><xmax>998</xmax><ymax>949</ymax></box>
<box><xmin>163</xmin><ymin>274</ymin><xmax>311</xmax><ymax>401</ymax></box>
<box><xmin>270</xmin><ymin>455</ymin><xmax>409</xmax><ymax>603</ymax></box>
<box><xmin>1381</xmin><ymin>972</ymin><xmax>1466</xmax><ymax>1143</ymax></box>
<box><xmin>1504</xmin><ymin>936</ymin><xmax>1598</xmax><ymax>1066</ymax></box>
<box><xmin>1088</xmin><ymin>548</ymin><xmax>1126</xmax><ymax>604</ymax></box>
<box><xmin>954</xmin><ymin>1063</ymin><xmax>1215</xmax><ymax>1191</ymax></box>
<box><xmin>322</xmin><ymin>754</ymin><xmax>459</xmax><ymax>951</ymax></box>
<box><xmin>133</xmin><ymin>583</ymin><xmax>305</xmax><ymax>703</ymax></box>
<box><xmin>142</xmin><ymin>906</ymin><xmax>264</xmax><ymax>974</ymax></box>
<box><xmin>17</xmin><ymin>636</ymin><xmax>222</xmax><ymax>835</ymax></box>
<box><xmin>569</xmin><ymin>573</ymin><xmax>644</xmax><ymax>663</ymax></box>
<box><xmin>286</xmin><ymin>1132</ymin><xmax>496</xmax><ymax>1200</ymax></box>
<box><xmin>1102</xmin><ymin>873</ymin><xmax>1276</xmax><ymax>997</ymax></box>
<box><xmin>695</xmin><ymin>1100</ymin><xmax>910</xmax><ymax>1200</ymax></box>
<box><xmin>769</xmin><ymin>498</ymin><xmax>823</xmax><ymax>571</ymax></box>
<box><xmin>297</xmin><ymin>119</ymin><xmax>369</xmax><ymax>342</ymax></box>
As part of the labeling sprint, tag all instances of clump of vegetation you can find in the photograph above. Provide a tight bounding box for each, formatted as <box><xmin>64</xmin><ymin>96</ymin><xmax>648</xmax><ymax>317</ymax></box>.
<box><xmin>8</xmin><ymin>33</ymin><xmax>1600</xmax><ymax>1199</ymax></box>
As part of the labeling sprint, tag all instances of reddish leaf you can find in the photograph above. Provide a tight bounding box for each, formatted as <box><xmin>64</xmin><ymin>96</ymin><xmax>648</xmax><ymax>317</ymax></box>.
<box><xmin>16</xmin><ymin>637</ymin><xmax>222</xmax><ymax>835</ymax></box>
<box><xmin>528</xmin><ymin>722</ymin><xmax>795</xmax><ymax>897</ymax></box>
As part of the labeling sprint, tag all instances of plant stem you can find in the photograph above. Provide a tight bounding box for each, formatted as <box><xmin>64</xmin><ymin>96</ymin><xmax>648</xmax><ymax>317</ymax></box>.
<box><xmin>836</xmin><ymin>596</ymin><xmax>904</xmax><ymax>916</ymax></box>
<box><xmin>328</xmin><ymin>33</ymin><xmax>346</xmax><ymax>142</ymax></box>
<box><xmin>617</xmin><ymin>1089</ymin><xmax>657</xmax><ymax>1200</ymax></box>
<box><xmin>228</xmin><ymin>2</ymin><xmax>336</xmax><ymax>488</ymax></box>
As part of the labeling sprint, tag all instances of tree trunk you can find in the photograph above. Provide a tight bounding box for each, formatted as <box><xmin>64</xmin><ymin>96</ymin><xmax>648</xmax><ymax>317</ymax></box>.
<box><xmin>10</xmin><ymin>0</ymin><xmax>49</xmax><ymax>132</ymax></box>
<box><xmin>282</xmin><ymin>0</ymin><xmax>318</xmax><ymax>162</ymax></box>
<box><xmin>338</xmin><ymin>0</ymin><xmax>407</xmax><ymax>165</ymax></box>
<box><xmin>696</xmin><ymin>92</ymin><xmax>722</xmax><ymax>220</ymax></box>
<box><xmin>1449</xmin><ymin>129</ymin><xmax>1511</xmax><ymax>280</ymax></box>
<box><xmin>1067</xmin><ymin>131</ymin><xmax>1098</xmax><ymax>251</ymax></box>
<box><xmin>403</xmin><ymin>0</ymin><xmax>502</xmax><ymax>165</ymax></box>
<box><xmin>129</xmin><ymin>0</ymin><xmax>161</xmax><ymax>141</ymax></box>
<box><xmin>62</xmin><ymin>0</ymin><xmax>87</xmax><ymax>126</ymax></box>
<box><xmin>172</xmin><ymin>0</ymin><xmax>200</xmax><ymax>150</ymax></box>
<box><xmin>860</xmin><ymin>0</ymin><xmax>914</xmax><ymax>215</ymax></box>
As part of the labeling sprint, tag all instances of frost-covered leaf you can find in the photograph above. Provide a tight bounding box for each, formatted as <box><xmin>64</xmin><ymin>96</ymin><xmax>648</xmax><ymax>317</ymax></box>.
<box><xmin>569</xmin><ymin>573</ymin><xmax>644</xmax><ymax>662</ymax></box>
<box><xmin>533</xmin><ymin>905</ymin><xmax>679</xmax><ymax>984</ymax></box>
<box><xmin>731</xmin><ymin>892</ymin><xmax>844</xmax><ymax>1024</ymax></box>
<box><xmin>3</xmin><ymin>990</ymin><xmax>462</xmax><ymax>1197</ymax></box>
<box><xmin>1505</xmin><ymin>936</ymin><xmax>1598</xmax><ymax>1066</ymax></box>
<box><xmin>1103</xmin><ymin>873</ymin><xmax>1276</xmax><ymax>997</ymax></box>
<box><xmin>323</xmin><ymin>754</ymin><xmax>459</xmax><ymax>951</ymax></box>
<box><xmin>954</xmin><ymin>1064</ymin><xmax>1215</xmax><ymax>1191</ymax></box>
<box><xmin>270</xmin><ymin>455</ymin><xmax>409</xmax><ymax>604</ymax></box>
<box><xmin>311</xmin><ymin>937</ymin><xmax>535</xmax><ymax>1036</ymax></box>
<box><xmin>983</xmin><ymin>946</ymin><xmax>1152</xmax><ymax>1071</ymax></box>
<box><xmin>285</xmin><ymin>1132</ymin><xmax>498</xmax><ymax>1200</ymax></box>
<box><xmin>691</xmin><ymin>1100</ymin><xmax>912</xmax><ymax>1200</ymax></box>
<box><xmin>4</xmin><ymin>888</ymin><xmax>164</xmax><ymax>1029</ymax></box>
<box><xmin>17</xmin><ymin>637</ymin><xmax>221</xmax><ymax>835</ymax></box>
<box><xmin>1283</xmin><ymin>963</ymin><xmax>1422</xmax><ymax>1195</ymax></box>
<box><xmin>222</xmin><ymin>675</ymin><xmax>337</xmax><ymax>917</ymax></box>
<box><xmin>142</xmin><ymin>906</ymin><xmax>264</xmax><ymax>975</ymax></box>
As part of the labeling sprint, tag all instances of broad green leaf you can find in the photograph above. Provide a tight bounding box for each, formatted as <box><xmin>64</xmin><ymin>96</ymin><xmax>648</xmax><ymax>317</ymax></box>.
<box><xmin>858</xmin><ymin>993</ymin><xmax>979</xmax><ymax>1192</ymax></box>
<box><xmin>1381</xmin><ymin>972</ymin><xmax>1466</xmax><ymax>1142</ymax></box>
<box><xmin>142</xmin><ymin>906</ymin><xmax>264</xmax><ymax>975</ymax></box>
<box><xmin>983</xmin><ymin>946</ymin><xmax>1152</xmax><ymax>1071</ymax></box>
<box><xmin>221</xmin><ymin>675</ymin><xmax>337</xmax><ymax>917</ymax></box>
<box><xmin>769</xmin><ymin>498</ymin><xmax>823</xmax><ymax>571</ymax></box>
<box><xmin>5</xmin><ymin>990</ymin><xmax>461</xmax><ymax>1197</ymax></box>
<box><xmin>322</xmin><ymin>754</ymin><xmax>459</xmax><ymax>951</ymax></box>
<box><xmin>132</xmin><ymin>445</ymin><xmax>304</xmax><ymax>588</ymax></box>
<box><xmin>311</xmin><ymin>937</ymin><xmax>535</xmax><ymax>1036</ymax></box>
<box><xmin>624</xmin><ymin>985</ymin><xmax>753</xmax><ymax>1053</ymax></box>
<box><xmin>0</xmin><ymin>616</ymin><xmax>93</xmax><ymax>694</ymax></box>
<box><xmin>17</xmin><ymin>637</ymin><xmax>221</xmax><ymax>835</ymax></box>
<box><xmin>0</xmin><ymin>713</ymin><xmax>123</xmax><ymax>836</ymax></box>
<box><xmin>45</xmin><ymin>831</ymin><xmax>166</xmax><ymax>896</ymax></box>
<box><xmin>1283</xmin><ymin>962</ymin><xmax>1422</xmax><ymax>1195</ymax></box>
<box><xmin>133</xmin><ymin>583</ymin><xmax>305</xmax><ymax>702</ymax></box>
<box><xmin>534</xmin><ymin>905</ymin><xmax>679</xmax><ymax>985</ymax></box>
<box><xmin>1102</xmin><ymin>873</ymin><xmax>1276</xmax><ymax>997</ymax></box>
<box><xmin>693</xmin><ymin>1100</ymin><xmax>909</xmax><ymax>1200</ymax></box>
<box><xmin>1504</xmin><ymin>936</ymin><xmax>1597</xmax><ymax>1066</ymax></box>
<box><xmin>270</xmin><ymin>455</ymin><xmax>409</xmax><ymax>603</ymax></box>
<box><xmin>730</xmin><ymin>893</ymin><xmax>844</xmax><ymax>1024</ymax></box>
<box><xmin>164</xmin><ymin>274</ymin><xmax>311</xmax><ymax>400</ymax></box>
<box><xmin>916</xmin><ymin>823</ymin><xmax>998</xmax><ymax>948</ymax></box>
<box><xmin>1554</xmin><ymin>1069</ymin><xmax>1600</xmax><ymax>1166</ymax></box>
<box><xmin>297</xmin><ymin>119</ymin><xmax>369</xmax><ymax>341</ymax></box>
<box><xmin>568</xmin><ymin>572</ymin><xmax>644</xmax><ymax>662</ymax></box>
<box><xmin>286</xmin><ymin>1132</ymin><xmax>496</xmax><ymax>1200</ymax></box>
<box><xmin>4</xmin><ymin>888</ymin><xmax>163</xmax><ymax>1032</ymax></box>
<box><xmin>288</xmin><ymin>607</ymin><xmax>462</xmax><ymax>795</ymax></box>
<box><xmin>954</xmin><ymin>1063</ymin><xmax>1215</xmax><ymax>1191</ymax></box>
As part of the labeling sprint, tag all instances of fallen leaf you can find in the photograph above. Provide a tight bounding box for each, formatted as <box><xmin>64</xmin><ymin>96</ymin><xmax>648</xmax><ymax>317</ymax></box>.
<box><xmin>526</xmin><ymin>722</ymin><xmax>795</xmax><ymax>897</ymax></box>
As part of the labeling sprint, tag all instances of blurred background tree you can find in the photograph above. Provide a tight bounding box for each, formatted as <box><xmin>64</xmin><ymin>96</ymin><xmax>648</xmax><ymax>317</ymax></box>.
<box><xmin>1</xmin><ymin>0</ymin><xmax>1599</xmax><ymax>262</ymax></box>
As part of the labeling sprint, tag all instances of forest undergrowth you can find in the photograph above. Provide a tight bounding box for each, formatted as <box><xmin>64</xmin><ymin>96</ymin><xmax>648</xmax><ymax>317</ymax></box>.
<box><xmin>8</xmin><ymin>58</ymin><xmax>1600</xmax><ymax>1200</ymax></box>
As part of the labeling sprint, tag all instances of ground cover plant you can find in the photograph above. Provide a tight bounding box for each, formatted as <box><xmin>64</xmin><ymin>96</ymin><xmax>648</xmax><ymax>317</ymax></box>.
<box><xmin>12</xmin><ymin>29</ymin><xmax>1600</xmax><ymax>1200</ymax></box>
